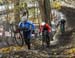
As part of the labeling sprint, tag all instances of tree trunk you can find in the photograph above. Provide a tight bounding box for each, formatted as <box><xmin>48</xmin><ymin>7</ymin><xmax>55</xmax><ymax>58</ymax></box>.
<box><xmin>38</xmin><ymin>0</ymin><xmax>45</xmax><ymax>22</ymax></box>
<box><xmin>38</xmin><ymin>0</ymin><xmax>51</xmax><ymax>25</ymax></box>
<box><xmin>14</xmin><ymin>0</ymin><xmax>20</xmax><ymax>23</ymax></box>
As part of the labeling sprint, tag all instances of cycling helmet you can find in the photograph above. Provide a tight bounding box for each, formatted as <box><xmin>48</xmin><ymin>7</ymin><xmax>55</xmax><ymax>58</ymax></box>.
<box><xmin>41</xmin><ymin>22</ymin><xmax>46</xmax><ymax>26</ymax></box>
<box><xmin>21</xmin><ymin>15</ymin><xmax>27</xmax><ymax>22</ymax></box>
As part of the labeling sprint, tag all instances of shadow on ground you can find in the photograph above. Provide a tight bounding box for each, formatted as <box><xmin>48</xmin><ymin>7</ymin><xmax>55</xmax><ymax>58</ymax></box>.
<box><xmin>58</xmin><ymin>30</ymin><xmax>73</xmax><ymax>46</ymax></box>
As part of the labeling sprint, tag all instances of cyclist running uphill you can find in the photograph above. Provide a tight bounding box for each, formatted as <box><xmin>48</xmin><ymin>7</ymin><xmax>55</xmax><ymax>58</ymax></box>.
<box><xmin>18</xmin><ymin>12</ymin><xmax>35</xmax><ymax>49</ymax></box>
<box><xmin>60</xmin><ymin>19</ymin><xmax>66</xmax><ymax>34</ymax></box>
<box><xmin>58</xmin><ymin>13</ymin><xmax>66</xmax><ymax>34</ymax></box>
<box><xmin>39</xmin><ymin>22</ymin><xmax>51</xmax><ymax>48</ymax></box>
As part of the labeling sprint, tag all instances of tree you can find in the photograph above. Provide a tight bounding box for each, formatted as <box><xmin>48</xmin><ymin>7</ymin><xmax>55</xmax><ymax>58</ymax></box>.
<box><xmin>38</xmin><ymin>0</ymin><xmax>51</xmax><ymax>25</ymax></box>
<box><xmin>14</xmin><ymin>0</ymin><xmax>20</xmax><ymax>23</ymax></box>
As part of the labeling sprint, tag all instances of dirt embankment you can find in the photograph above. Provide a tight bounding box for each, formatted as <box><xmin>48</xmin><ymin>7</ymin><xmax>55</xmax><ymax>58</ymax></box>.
<box><xmin>60</xmin><ymin>6</ymin><xmax>75</xmax><ymax>29</ymax></box>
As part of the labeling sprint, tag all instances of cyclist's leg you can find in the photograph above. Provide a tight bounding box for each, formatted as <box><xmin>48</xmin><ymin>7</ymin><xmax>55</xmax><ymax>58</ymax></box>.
<box><xmin>61</xmin><ymin>24</ymin><xmax>65</xmax><ymax>34</ymax></box>
<box><xmin>42</xmin><ymin>32</ymin><xmax>45</xmax><ymax>46</ymax></box>
<box><xmin>46</xmin><ymin>38</ymin><xmax>50</xmax><ymax>47</ymax></box>
<box><xmin>23</xmin><ymin>36</ymin><xmax>31</xmax><ymax>49</ymax></box>
<box><xmin>46</xmin><ymin>32</ymin><xmax>50</xmax><ymax>47</ymax></box>
<box><xmin>26</xmin><ymin>32</ymin><xmax>31</xmax><ymax>49</ymax></box>
<box><xmin>62</xmin><ymin>24</ymin><xmax>65</xmax><ymax>32</ymax></box>
<box><xmin>26</xmin><ymin>38</ymin><xmax>31</xmax><ymax>49</ymax></box>
<box><xmin>23</xmin><ymin>31</ymin><xmax>30</xmax><ymax>49</ymax></box>
<box><xmin>60</xmin><ymin>24</ymin><xmax>63</xmax><ymax>33</ymax></box>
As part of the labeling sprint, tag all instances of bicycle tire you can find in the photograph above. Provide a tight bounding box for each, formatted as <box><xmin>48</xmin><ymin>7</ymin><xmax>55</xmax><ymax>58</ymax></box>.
<box><xmin>14</xmin><ymin>32</ymin><xmax>24</xmax><ymax>46</ymax></box>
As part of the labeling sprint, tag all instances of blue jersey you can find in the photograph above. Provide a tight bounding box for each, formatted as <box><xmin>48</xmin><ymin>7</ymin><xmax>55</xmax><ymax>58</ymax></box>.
<box><xmin>19</xmin><ymin>21</ymin><xmax>35</xmax><ymax>30</ymax></box>
<box><xmin>18</xmin><ymin>21</ymin><xmax>35</xmax><ymax>39</ymax></box>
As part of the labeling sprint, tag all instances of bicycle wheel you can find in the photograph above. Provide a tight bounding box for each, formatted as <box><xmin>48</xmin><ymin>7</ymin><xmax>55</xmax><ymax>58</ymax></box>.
<box><xmin>14</xmin><ymin>32</ymin><xmax>24</xmax><ymax>46</ymax></box>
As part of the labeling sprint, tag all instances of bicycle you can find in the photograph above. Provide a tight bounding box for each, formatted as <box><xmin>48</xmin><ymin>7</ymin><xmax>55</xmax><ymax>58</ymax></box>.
<box><xmin>42</xmin><ymin>30</ymin><xmax>50</xmax><ymax>48</ymax></box>
<box><xmin>11</xmin><ymin>23</ymin><xmax>36</xmax><ymax>50</ymax></box>
<box><xmin>14</xmin><ymin>30</ymin><xmax>24</xmax><ymax>46</ymax></box>
<box><xmin>14</xmin><ymin>27</ymin><xmax>33</xmax><ymax>47</ymax></box>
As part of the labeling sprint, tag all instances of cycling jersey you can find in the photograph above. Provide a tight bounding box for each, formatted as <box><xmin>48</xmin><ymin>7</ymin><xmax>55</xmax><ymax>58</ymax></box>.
<box><xmin>18</xmin><ymin>20</ymin><xmax>35</xmax><ymax>39</ymax></box>
<box><xmin>19</xmin><ymin>21</ymin><xmax>35</xmax><ymax>30</ymax></box>
<box><xmin>39</xmin><ymin>23</ymin><xmax>51</xmax><ymax>32</ymax></box>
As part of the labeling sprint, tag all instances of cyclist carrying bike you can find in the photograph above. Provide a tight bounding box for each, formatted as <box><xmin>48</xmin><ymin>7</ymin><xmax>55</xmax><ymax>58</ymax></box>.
<box><xmin>39</xmin><ymin>22</ymin><xmax>51</xmax><ymax>48</ymax></box>
<box><xmin>18</xmin><ymin>12</ymin><xmax>35</xmax><ymax>49</ymax></box>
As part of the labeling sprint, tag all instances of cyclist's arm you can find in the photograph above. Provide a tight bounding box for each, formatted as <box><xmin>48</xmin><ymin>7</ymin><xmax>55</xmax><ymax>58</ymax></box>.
<box><xmin>18</xmin><ymin>22</ymin><xmax>26</xmax><ymax>30</ymax></box>
<box><xmin>39</xmin><ymin>25</ymin><xmax>43</xmax><ymax>33</ymax></box>
<box><xmin>46</xmin><ymin>24</ymin><xmax>51</xmax><ymax>32</ymax></box>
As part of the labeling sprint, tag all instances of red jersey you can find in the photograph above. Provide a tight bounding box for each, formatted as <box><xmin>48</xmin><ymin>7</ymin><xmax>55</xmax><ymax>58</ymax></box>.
<box><xmin>39</xmin><ymin>23</ymin><xmax>51</xmax><ymax>32</ymax></box>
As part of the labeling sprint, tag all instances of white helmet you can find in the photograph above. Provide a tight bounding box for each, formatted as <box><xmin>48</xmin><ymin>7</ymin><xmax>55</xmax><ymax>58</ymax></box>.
<box><xmin>41</xmin><ymin>22</ymin><xmax>46</xmax><ymax>26</ymax></box>
<box><xmin>21</xmin><ymin>15</ymin><xmax>27</xmax><ymax>22</ymax></box>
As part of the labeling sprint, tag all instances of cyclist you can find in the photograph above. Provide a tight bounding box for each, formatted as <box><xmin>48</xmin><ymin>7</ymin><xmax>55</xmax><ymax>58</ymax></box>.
<box><xmin>59</xmin><ymin>19</ymin><xmax>66</xmax><ymax>34</ymax></box>
<box><xmin>18</xmin><ymin>12</ymin><xmax>35</xmax><ymax>49</ymax></box>
<box><xmin>39</xmin><ymin>22</ymin><xmax>51</xmax><ymax>48</ymax></box>
<box><xmin>58</xmin><ymin>13</ymin><xmax>66</xmax><ymax>34</ymax></box>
